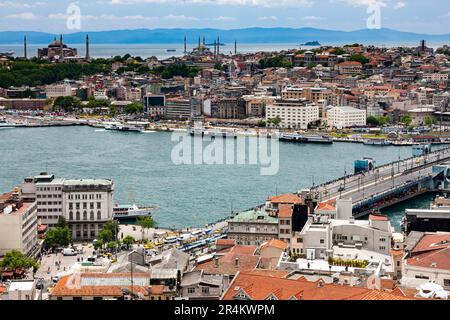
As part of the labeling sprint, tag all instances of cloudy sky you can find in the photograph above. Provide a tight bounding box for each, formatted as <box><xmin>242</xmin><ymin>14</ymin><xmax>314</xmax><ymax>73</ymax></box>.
<box><xmin>0</xmin><ymin>0</ymin><xmax>449</xmax><ymax>33</ymax></box>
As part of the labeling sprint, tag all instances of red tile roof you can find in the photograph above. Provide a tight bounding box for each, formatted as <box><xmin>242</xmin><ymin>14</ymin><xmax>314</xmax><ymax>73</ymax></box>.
<box><xmin>222</xmin><ymin>272</ymin><xmax>410</xmax><ymax>300</ymax></box>
<box><xmin>411</xmin><ymin>233</ymin><xmax>450</xmax><ymax>254</ymax></box>
<box><xmin>50</xmin><ymin>273</ymin><xmax>150</xmax><ymax>298</ymax></box>
<box><xmin>407</xmin><ymin>247</ymin><xmax>450</xmax><ymax>270</ymax></box>
<box><xmin>268</xmin><ymin>194</ymin><xmax>302</xmax><ymax>205</ymax></box>
<box><xmin>195</xmin><ymin>245</ymin><xmax>260</xmax><ymax>276</ymax></box>
<box><xmin>316</xmin><ymin>202</ymin><xmax>336</xmax><ymax>212</ymax></box>
<box><xmin>260</xmin><ymin>239</ymin><xmax>288</xmax><ymax>251</ymax></box>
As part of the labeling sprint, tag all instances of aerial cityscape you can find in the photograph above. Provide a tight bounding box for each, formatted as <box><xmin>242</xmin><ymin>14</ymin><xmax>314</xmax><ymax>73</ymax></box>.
<box><xmin>1</xmin><ymin>0</ymin><xmax>450</xmax><ymax>309</ymax></box>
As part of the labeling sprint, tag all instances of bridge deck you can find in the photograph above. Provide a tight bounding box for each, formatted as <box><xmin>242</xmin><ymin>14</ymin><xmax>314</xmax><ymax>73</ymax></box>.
<box><xmin>311</xmin><ymin>147</ymin><xmax>450</xmax><ymax>209</ymax></box>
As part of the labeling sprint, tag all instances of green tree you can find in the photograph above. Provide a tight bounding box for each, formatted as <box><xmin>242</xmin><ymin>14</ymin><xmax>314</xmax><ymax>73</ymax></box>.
<box><xmin>122</xmin><ymin>235</ymin><xmax>135</xmax><ymax>250</ymax></box>
<box><xmin>366</xmin><ymin>116</ymin><xmax>380</xmax><ymax>126</ymax></box>
<box><xmin>57</xmin><ymin>216</ymin><xmax>68</xmax><ymax>229</ymax></box>
<box><xmin>137</xmin><ymin>216</ymin><xmax>155</xmax><ymax>241</ymax></box>
<box><xmin>349</xmin><ymin>54</ymin><xmax>369</xmax><ymax>64</ymax></box>
<box><xmin>44</xmin><ymin>227</ymin><xmax>71</xmax><ymax>248</ymax></box>
<box><xmin>268</xmin><ymin>116</ymin><xmax>282</xmax><ymax>127</ymax></box>
<box><xmin>256</xmin><ymin>120</ymin><xmax>266</xmax><ymax>127</ymax></box>
<box><xmin>124</xmin><ymin>102</ymin><xmax>144</xmax><ymax>114</ymax></box>
<box><xmin>424</xmin><ymin>116</ymin><xmax>437</xmax><ymax>126</ymax></box>
<box><xmin>53</xmin><ymin>96</ymin><xmax>81</xmax><ymax>113</ymax></box>
<box><xmin>0</xmin><ymin>250</ymin><xmax>39</xmax><ymax>275</ymax></box>
<box><xmin>400</xmin><ymin>115</ymin><xmax>413</xmax><ymax>126</ymax></box>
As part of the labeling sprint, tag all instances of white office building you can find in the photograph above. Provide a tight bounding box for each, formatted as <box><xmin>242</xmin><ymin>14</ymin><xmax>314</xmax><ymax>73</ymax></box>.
<box><xmin>326</xmin><ymin>106</ymin><xmax>367</xmax><ymax>129</ymax></box>
<box><xmin>21</xmin><ymin>173</ymin><xmax>114</xmax><ymax>241</ymax></box>
<box><xmin>266</xmin><ymin>99</ymin><xmax>320</xmax><ymax>130</ymax></box>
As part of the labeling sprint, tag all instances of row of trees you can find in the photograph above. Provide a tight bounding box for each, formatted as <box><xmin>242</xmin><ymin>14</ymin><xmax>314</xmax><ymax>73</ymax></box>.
<box><xmin>258</xmin><ymin>56</ymin><xmax>292</xmax><ymax>69</ymax></box>
<box><xmin>52</xmin><ymin>96</ymin><xmax>144</xmax><ymax>115</ymax></box>
<box><xmin>367</xmin><ymin>115</ymin><xmax>437</xmax><ymax>127</ymax></box>
<box><xmin>0</xmin><ymin>60</ymin><xmax>111</xmax><ymax>88</ymax></box>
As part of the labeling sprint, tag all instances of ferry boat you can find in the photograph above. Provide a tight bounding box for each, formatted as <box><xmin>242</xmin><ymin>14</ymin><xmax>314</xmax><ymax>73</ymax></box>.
<box><xmin>112</xmin><ymin>204</ymin><xmax>152</xmax><ymax>222</ymax></box>
<box><xmin>104</xmin><ymin>122</ymin><xmax>142</xmax><ymax>132</ymax></box>
<box><xmin>0</xmin><ymin>118</ymin><xmax>18</xmax><ymax>128</ymax></box>
<box><xmin>363</xmin><ymin>139</ymin><xmax>392</xmax><ymax>146</ymax></box>
<box><xmin>279</xmin><ymin>133</ymin><xmax>333</xmax><ymax>144</ymax></box>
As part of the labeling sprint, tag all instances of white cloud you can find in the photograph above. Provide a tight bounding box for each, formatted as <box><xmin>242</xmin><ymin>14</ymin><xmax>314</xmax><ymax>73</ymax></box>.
<box><xmin>100</xmin><ymin>0</ymin><xmax>313</xmax><ymax>8</ymax></box>
<box><xmin>258</xmin><ymin>16</ymin><xmax>278</xmax><ymax>21</ymax></box>
<box><xmin>6</xmin><ymin>12</ymin><xmax>38</xmax><ymax>20</ymax></box>
<box><xmin>0</xmin><ymin>1</ymin><xmax>47</xmax><ymax>8</ymax></box>
<box><xmin>303</xmin><ymin>15</ymin><xmax>325</xmax><ymax>21</ymax></box>
<box><xmin>334</xmin><ymin>0</ymin><xmax>388</xmax><ymax>7</ymax></box>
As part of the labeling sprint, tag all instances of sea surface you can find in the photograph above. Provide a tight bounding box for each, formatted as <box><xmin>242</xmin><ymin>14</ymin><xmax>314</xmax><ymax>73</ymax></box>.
<box><xmin>0</xmin><ymin>126</ymin><xmax>435</xmax><ymax>229</ymax></box>
<box><xmin>0</xmin><ymin>42</ymin><xmax>445</xmax><ymax>60</ymax></box>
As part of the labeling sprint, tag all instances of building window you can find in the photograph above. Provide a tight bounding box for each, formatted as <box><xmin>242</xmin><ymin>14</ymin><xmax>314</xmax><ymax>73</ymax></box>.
<box><xmin>83</xmin><ymin>211</ymin><xmax>87</xmax><ymax>221</ymax></box>
<box><xmin>69</xmin><ymin>211</ymin><xmax>73</xmax><ymax>220</ymax></box>
<box><xmin>90</xmin><ymin>211</ymin><xmax>94</xmax><ymax>220</ymax></box>
<box><xmin>202</xmin><ymin>287</ymin><xmax>209</xmax><ymax>294</ymax></box>
<box><xmin>444</xmin><ymin>279</ymin><xmax>450</xmax><ymax>287</ymax></box>
<box><xmin>188</xmin><ymin>288</ymin><xmax>195</xmax><ymax>294</ymax></box>
<box><xmin>76</xmin><ymin>212</ymin><xmax>80</xmax><ymax>220</ymax></box>
<box><xmin>97</xmin><ymin>211</ymin><xmax>101</xmax><ymax>220</ymax></box>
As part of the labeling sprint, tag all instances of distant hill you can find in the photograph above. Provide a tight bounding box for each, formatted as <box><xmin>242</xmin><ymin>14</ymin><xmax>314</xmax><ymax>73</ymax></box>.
<box><xmin>0</xmin><ymin>28</ymin><xmax>449</xmax><ymax>45</ymax></box>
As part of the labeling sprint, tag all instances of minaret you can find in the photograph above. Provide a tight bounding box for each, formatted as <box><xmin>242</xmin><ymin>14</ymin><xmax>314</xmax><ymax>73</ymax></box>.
<box><xmin>24</xmin><ymin>35</ymin><xmax>27</xmax><ymax>60</ymax></box>
<box><xmin>85</xmin><ymin>34</ymin><xmax>90</xmax><ymax>60</ymax></box>
<box><xmin>59</xmin><ymin>34</ymin><xmax>64</xmax><ymax>62</ymax></box>
<box><xmin>234</xmin><ymin>40</ymin><xmax>237</xmax><ymax>55</ymax></box>
<box><xmin>217</xmin><ymin>36</ymin><xmax>220</xmax><ymax>55</ymax></box>
<box><xmin>198</xmin><ymin>36</ymin><xmax>201</xmax><ymax>49</ymax></box>
<box><xmin>203</xmin><ymin>36</ymin><xmax>205</xmax><ymax>46</ymax></box>
<box><xmin>184</xmin><ymin>36</ymin><xmax>187</xmax><ymax>55</ymax></box>
<box><xmin>214</xmin><ymin>40</ymin><xmax>217</xmax><ymax>57</ymax></box>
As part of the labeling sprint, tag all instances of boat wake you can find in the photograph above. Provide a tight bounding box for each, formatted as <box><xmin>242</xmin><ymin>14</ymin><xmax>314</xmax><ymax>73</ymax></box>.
<box><xmin>95</xmin><ymin>129</ymin><xmax>106</xmax><ymax>132</ymax></box>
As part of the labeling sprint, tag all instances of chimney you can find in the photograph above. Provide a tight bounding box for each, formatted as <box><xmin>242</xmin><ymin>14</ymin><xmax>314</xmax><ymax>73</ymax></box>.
<box><xmin>215</xmin><ymin>257</ymin><xmax>219</xmax><ymax>268</ymax></box>
<box><xmin>235</xmin><ymin>257</ymin><xmax>239</xmax><ymax>268</ymax></box>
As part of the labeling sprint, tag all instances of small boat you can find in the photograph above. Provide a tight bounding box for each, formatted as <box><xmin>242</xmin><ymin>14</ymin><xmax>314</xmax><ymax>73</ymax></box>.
<box><xmin>113</xmin><ymin>204</ymin><xmax>152</xmax><ymax>222</ymax></box>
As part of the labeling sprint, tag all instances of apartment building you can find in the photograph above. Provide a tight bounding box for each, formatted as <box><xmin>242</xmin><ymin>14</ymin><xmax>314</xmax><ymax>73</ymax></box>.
<box><xmin>0</xmin><ymin>189</ymin><xmax>38</xmax><ymax>257</ymax></box>
<box><xmin>266</xmin><ymin>99</ymin><xmax>320</xmax><ymax>130</ymax></box>
<box><xmin>326</xmin><ymin>106</ymin><xmax>367</xmax><ymax>129</ymax></box>
<box><xmin>45</xmin><ymin>82</ymin><xmax>72</xmax><ymax>99</ymax></box>
<box><xmin>227</xmin><ymin>209</ymin><xmax>278</xmax><ymax>246</ymax></box>
<box><xmin>335</xmin><ymin>61</ymin><xmax>363</xmax><ymax>75</ymax></box>
<box><xmin>21</xmin><ymin>173</ymin><xmax>114</xmax><ymax>241</ymax></box>
<box><xmin>165</xmin><ymin>98</ymin><xmax>192</xmax><ymax>120</ymax></box>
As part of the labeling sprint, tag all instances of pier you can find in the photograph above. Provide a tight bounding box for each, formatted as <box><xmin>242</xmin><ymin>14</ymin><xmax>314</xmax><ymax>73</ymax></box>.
<box><xmin>310</xmin><ymin>146</ymin><xmax>450</xmax><ymax>218</ymax></box>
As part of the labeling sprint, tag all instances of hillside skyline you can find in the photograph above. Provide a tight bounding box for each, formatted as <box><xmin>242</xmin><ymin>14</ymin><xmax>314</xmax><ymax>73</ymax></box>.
<box><xmin>1</xmin><ymin>27</ymin><xmax>449</xmax><ymax>46</ymax></box>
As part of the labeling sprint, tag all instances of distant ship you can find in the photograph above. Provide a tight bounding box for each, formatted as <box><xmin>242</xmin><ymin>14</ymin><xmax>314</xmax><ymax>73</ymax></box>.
<box><xmin>300</xmin><ymin>41</ymin><xmax>321</xmax><ymax>46</ymax></box>
<box><xmin>166</xmin><ymin>49</ymin><xmax>177</xmax><ymax>52</ymax></box>
<box><xmin>104</xmin><ymin>122</ymin><xmax>142</xmax><ymax>132</ymax></box>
